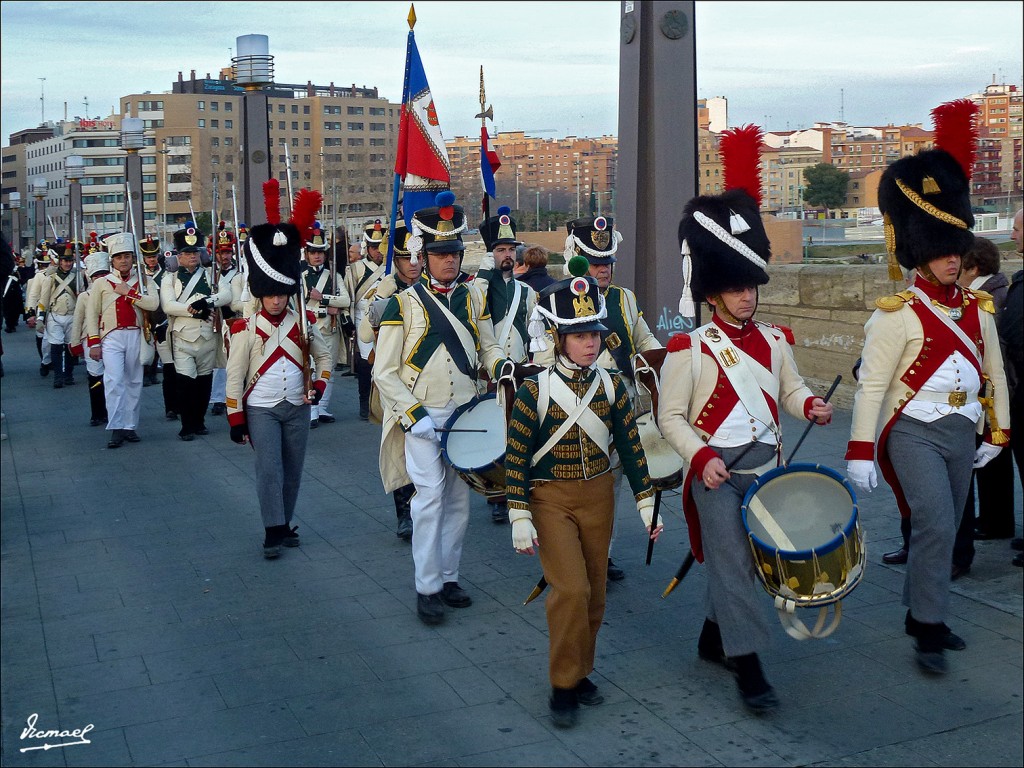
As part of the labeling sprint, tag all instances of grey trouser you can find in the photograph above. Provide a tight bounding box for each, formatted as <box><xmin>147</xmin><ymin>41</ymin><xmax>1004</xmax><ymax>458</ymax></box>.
<box><xmin>246</xmin><ymin>399</ymin><xmax>311</xmax><ymax>528</ymax></box>
<box><xmin>692</xmin><ymin>441</ymin><xmax>778</xmax><ymax>658</ymax></box>
<box><xmin>888</xmin><ymin>414</ymin><xmax>974</xmax><ymax>624</ymax></box>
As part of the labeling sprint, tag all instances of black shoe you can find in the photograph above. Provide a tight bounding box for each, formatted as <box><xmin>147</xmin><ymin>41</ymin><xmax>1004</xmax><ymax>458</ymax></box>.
<box><xmin>89</xmin><ymin>418</ymin><xmax>104</xmax><ymax>427</ymax></box>
<box><xmin>416</xmin><ymin>592</ymin><xmax>444</xmax><ymax>625</ymax></box>
<box><xmin>574</xmin><ymin>677</ymin><xmax>604</xmax><ymax>706</ymax></box>
<box><xmin>697</xmin><ymin>619</ymin><xmax>737</xmax><ymax>670</ymax></box>
<box><xmin>40</xmin><ymin>363</ymin><xmax>50</xmax><ymax>377</ymax></box>
<box><xmin>974</xmin><ymin>529</ymin><xmax>1012</xmax><ymax>541</ymax></box>
<box><xmin>359</xmin><ymin>410</ymin><xmax>369</xmax><ymax>421</ymax></box>
<box><xmin>122</xmin><ymin>430</ymin><xmax>140</xmax><ymax>443</ymax></box>
<box><xmin>396</xmin><ymin>516</ymin><xmax>413</xmax><ymax>541</ymax></box>
<box><xmin>549</xmin><ymin>687</ymin><xmax>579</xmax><ymax>728</ymax></box>
<box><xmin>1011</xmin><ymin>538</ymin><xmax>1024</xmax><ymax>552</ymax></box>
<box><xmin>166</xmin><ymin>410</ymin><xmax>179</xmax><ymax>421</ymax></box>
<box><xmin>906</xmin><ymin>614</ymin><xmax>967</xmax><ymax>652</ymax></box>
<box><xmin>107</xmin><ymin>430</ymin><xmax>125</xmax><ymax>449</ymax></box>
<box><xmin>64</xmin><ymin>377</ymin><xmax>76</xmax><ymax>386</ymax></box>
<box><xmin>210</xmin><ymin>402</ymin><xmax>226</xmax><ymax>416</ymax></box>
<box><xmin>441</xmin><ymin>581</ymin><xmax>472</xmax><ymax>608</ymax></box>
<box><xmin>882</xmin><ymin>547</ymin><xmax>908</xmax><ymax>565</ymax></box>
<box><xmin>950</xmin><ymin>564</ymin><xmax>970</xmax><ymax>581</ymax></box>
<box><xmin>52</xmin><ymin>378</ymin><xmax>64</xmax><ymax>389</ymax></box>
<box><xmin>309</xmin><ymin>418</ymin><xmax>319</xmax><ymax>430</ymax></box>
<box><xmin>942</xmin><ymin>629</ymin><xmax>966</xmax><ymax>651</ymax></box>
<box><xmin>282</xmin><ymin>526</ymin><xmax>300</xmax><ymax>548</ymax></box>
<box><xmin>490</xmin><ymin>503</ymin><xmax>507</xmax><ymax>524</ymax></box>
<box><xmin>607</xmin><ymin>558</ymin><xmax>625</xmax><ymax>582</ymax></box>
<box><xmin>178</xmin><ymin>432</ymin><xmax>195</xmax><ymax>442</ymax></box>
<box><xmin>732</xmin><ymin>654</ymin><xmax>779</xmax><ymax>713</ymax></box>
<box><xmin>916</xmin><ymin>648</ymin><xmax>947</xmax><ymax>674</ymax></box>
<box><xmin>263</xmin><ymin>525</ymin><xmax>287</xmax><ymax>559</ymax></box>
<box><xmin>318</xmin><ymin>413</ymin><xmax>336</xmax><ymax>424</ymax></box>
<box><xmin>195</xmin><ymin>426</ymin><xmax>209</xmax><ymax>436</ymax></box>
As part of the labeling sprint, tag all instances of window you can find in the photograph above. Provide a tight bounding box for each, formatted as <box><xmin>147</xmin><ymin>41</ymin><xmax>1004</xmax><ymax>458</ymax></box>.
<box><xmin>369</xmin><ymin>107</ymin><xmax>386</xmax><ymax>116</ymax></box>
<box><xmin>211</xmin><ymin>138</ymin><xmax>220</xmax><ymax>147</ymax></box>
<box><xmin>303</xmin><ymin>138</ymin><xmax>311</xmax><ymax>147</ymax></box>
<box><xmin>291</xmin><ymin>122</ymin><xmax>298</xmax><ymax>130</ymax></box>
<box><xmin>370</xmin><ymin>123</ymin><xmax>385</xmax><ymax>132</ymax></box>
<box><xmin>303</xmin><ymin>106</ymin><xmax>310</xmax><ymax>114</ymax></box>
<box><xmin>143</xmin><ymin>119</ymin><xmax>164</xmax><ymax>128</ymax></box>
<box><xmin>224</xmin><ymin>136</ymin><xmax>234</xmax><ymax>146</ymax></box>
<box><xmin>303</xmin><ymin>122</ymin><xmax>310</xmax><ymax>130</ymax></box>
<box><xmin>370</xmin><ymin>138</ymin><xmax>385</xmax><ymax>147</ymax></box>
<box><xmin>277</xmin><ymin>121</ymin><xmax>284</xmax><ymax>130</ymax></box>
<box><xmin>324</xmin><ymin>137</ymin><xmax>342</xmax><ymax>147</ymax></box>
<box><xmin>224</xmin><ymin>119</ymin><xmax>232</xmax><ymax>129</ymax></box>
<box><xmin>347</xmin><ymin>122</ymin><xmax>364</xmax><ymax>131</ymax></box>
<box><xmin>348</xmin><ymin>106</ymin><xmax>364</xmax><ymax>115</ymax></box>
<box><xmin>278</xmin><ymin>104</ymin><xmax>286</xmax><ymax>113</ymax></box>
<box><xmin>198</xmin><ymin>119</ymin><xmax>206</xmax><ymax>128</ymax></box>
<box><xmin>347</xmin><ymin>137</ymin><xmax>364</xmax><ymax>146</ymax></box>
<box><xmin>226</xmin><ymin>172</ymin><xmax>234</xmax><ymax>182</ymax></box>
<box><xmin>198</xmin><ymin>101</ymin><xmax>205</xmax><ymax>111</ymax></box>
<box><xmin>211</xmin><ymin>119</ymin><xmax>219</xmax><ymax>128</ymax></box>
<box><xmin>348</xmin><ymin>154</ymin><xmax>364</xmax><ymax>162</ymax></box>
<box><xmin>291</xmin><ymin>104</ymin><xmax>298</xmax><ymax>114</ymax></box>
<box><xmin>224</xmin><ymin>102</ymin><xmax>232</xmax><ymax>112</ymax></box>
<box><xmin>211</xmin><ymin>102</ymin><xmax>219</xmax><ymax>111</ymax></box>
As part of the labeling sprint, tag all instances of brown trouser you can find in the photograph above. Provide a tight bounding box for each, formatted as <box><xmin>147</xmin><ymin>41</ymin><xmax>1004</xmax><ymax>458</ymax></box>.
<box><xmin>533</xmin><ymin>472</ymin><xmax>615</xmax><ymax>689</ymax></box>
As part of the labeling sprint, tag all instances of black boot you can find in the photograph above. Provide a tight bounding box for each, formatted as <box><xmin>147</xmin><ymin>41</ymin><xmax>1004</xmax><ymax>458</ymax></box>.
<box><xmin>394</xmin><ymin>483</ymin><xmax>414</xmax><ymax>540</ymax></box>
<box><xmin>731</xmin><ymin>653</ymin><xmax>779</xmax><ymax>712</ymax></box>
<box><xmin>549</xmin><ymin>687</ymin><xmax>579</xmax><ymax>728</ymax></box>
<box><xmin>177</xmin><ymin>375</ymin><xmax>196</xmax><ymax>440</ymax></box>
<box><xmin>88</xmin><ymin>374</ymin><xmax>107</xmax><ymax>426</ymax></box>
<box><xmin>263</xmin><ymin>525</ymin><xmax>288</xmax><ymax>559</ymax></box>
<box><xmin>162</xmin><ymin>362</ymin><xmax>179</xmax><ymax>420</ymax></box>
<box><xmin>906</xmin><ymin>611</ymin><xmax>958</xmax><ymax>668</ymax></box>
<box><xmin>697</xmin><ymin>619</ymin><xmax>734</xmax><ymax>669</ymax></box>
<box><xmin>63</xmin><ymin>345</ymin><xmax>76</xmax><ymax>385</ymax></box>
<box><xmin>143</xmin><ymin>360</ymin><xmax>159</xmax><ymax>387</ymax></box>
<box><xmin>51</xmin><ymin>344</ymin><xmax>65</xmax><ymax>388</ymax></box>
<box><xmin>194</xmin><ymin>373</ymin><xmax>213</xmax><ymax>434</ymax></box>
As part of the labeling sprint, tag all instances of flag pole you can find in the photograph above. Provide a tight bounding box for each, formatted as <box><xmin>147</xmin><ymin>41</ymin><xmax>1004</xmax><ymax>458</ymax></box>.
<box><xmin>387</xmin><ymin>5</ymin><xmax>416</xmax><ymax>276</ymax></box>
<box><xmin>478</xmin><ymin>66</ymin><xmax>491</xmax><ymax>226</ymax></box>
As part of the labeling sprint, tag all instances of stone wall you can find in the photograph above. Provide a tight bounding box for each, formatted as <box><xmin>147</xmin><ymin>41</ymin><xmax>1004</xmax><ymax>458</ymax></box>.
<box><xmin>756</xmin><ymin>261</ymin><xmax>1022</xmax><ymax>409</ymax></box>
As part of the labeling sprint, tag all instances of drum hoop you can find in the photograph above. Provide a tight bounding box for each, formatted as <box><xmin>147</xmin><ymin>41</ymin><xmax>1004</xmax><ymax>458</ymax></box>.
<box><xmin>741</xmin><ymin>462</ymin><xmax>859</xmax><ymax>561</ymax></box>
<box><xmin>440</xmin><ymin>392</ymin><xmax>505</xmax><ymax>472</ymax></box>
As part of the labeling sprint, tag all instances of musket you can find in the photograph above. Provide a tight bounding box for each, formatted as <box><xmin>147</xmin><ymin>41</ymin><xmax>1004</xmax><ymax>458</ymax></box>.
<box><xmin>73</xmin><ymin>210</ymin><xmax>83</xmax><ymax>295</ymax></box>
<box><xmin>210</xmin><ymin>176</ymin><xmax>222</xmax><ymax>335</ymax></box>
<box><xmin>232</xmin><ymin>185</ymin><xmax>251</xmax><ymax>302</ymax></box>
<box><xmin>661</xmin><ymin>373</ymin><xmax>843</xmax><ymax>599</ymax></box>
<box><xmin>46</xmin><ymin>215</ymin><xmax>60</xmax><ymax>244</ymax></box>
<box><xmin>282</xmin><ymin>147</ymin><xmax>295</xmax><ymax>219</ymax></box>
<box><xmin>125</xmin><ymin>180</ymin><xmax>146</xmax><ymax>295</ymax></box>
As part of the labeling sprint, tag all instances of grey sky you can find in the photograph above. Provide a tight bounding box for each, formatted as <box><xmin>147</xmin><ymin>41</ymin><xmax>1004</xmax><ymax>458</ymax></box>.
<box><xmin>1</xmin><ymin>1</ymin><xmax>1021</xmax><ymax>143</ymax></box>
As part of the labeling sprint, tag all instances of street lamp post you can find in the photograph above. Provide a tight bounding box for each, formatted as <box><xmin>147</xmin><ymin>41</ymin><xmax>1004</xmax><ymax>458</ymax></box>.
<box><xmin>9</xmin><ymin>191</ymin><xmax>21</xmax><ymax>253</ymax></box>
<box><xmin>574</xmin><ymin>159</ymin><xmax>581</xmax><ymax>217</ymax></box>
<box><xmin>64</xmin><ymin>154</ymin><xmax>84</xmax><ymax>245</ymax></box>
<box><xmin>233</xmin><ymin>34</ymin><xmax>274</xmax><ymax>227</ymax></box>
<box><xmin>32</xmin><ymin>177</ymin><xmax>47</xmax><ymax>244</ymax></box>
<box><xmin>535</xmin><ymin>190</ymin><xmax>540</xmax><ymax>232</ymax></box>
<box><xmin>120</xmin><ymin>117</ymin><xmax>146</xmax><ymax>237</ymax></box>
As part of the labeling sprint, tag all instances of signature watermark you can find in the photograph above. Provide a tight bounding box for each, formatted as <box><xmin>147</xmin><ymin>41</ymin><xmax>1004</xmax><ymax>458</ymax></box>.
<box><xmin>19</xmin><ymin>713</ymin><xmax>94</xmax><ymax>752</ymax></box>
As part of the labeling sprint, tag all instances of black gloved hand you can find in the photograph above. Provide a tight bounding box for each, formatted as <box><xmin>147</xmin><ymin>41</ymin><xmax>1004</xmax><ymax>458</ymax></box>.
<box><xmin>229</xmin><ymin>423</ymin><xmax>248</xmax><ymax>444</ymax></box>
<box><xmin>514</xmin><ymin>362</ymin><xmax>545</xmax><ymax>381</ymax></box>
<box><xmin>196</xmin><ymin>308</ymin><xmax>212</xmax><ymax>321</ymax></box>
<box><xmin>309</xmin><ymin>386</ymin><xmax>323</xmax><ymax>406</ymax></box>
<box><xmin>154</xmin><ymin>324</ymin><xmax>168</xmax><ymax>343</ymax></box>
<box><xmin>191</xmin><ymin>297</ymin><xmax>210</xmax><ymax>313</ymax></box>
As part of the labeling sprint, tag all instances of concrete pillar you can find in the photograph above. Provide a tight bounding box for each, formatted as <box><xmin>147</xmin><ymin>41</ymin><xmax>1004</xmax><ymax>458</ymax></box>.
<box><xmin>616</xmin><ymin>1</ymin><xmax>699</xmax><ymax>340</ymax></box>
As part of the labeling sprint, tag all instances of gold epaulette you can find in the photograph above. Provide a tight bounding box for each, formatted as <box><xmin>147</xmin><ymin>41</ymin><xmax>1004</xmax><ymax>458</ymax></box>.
<box><xmin>969</xmin><ymin>288</ymin><xmax>996</xmax><ymax>314</ymax></box>
<box><xmin>875</xmin><ymin>290</ymin><xmax>914</xmax><ymax>312</ymax></box>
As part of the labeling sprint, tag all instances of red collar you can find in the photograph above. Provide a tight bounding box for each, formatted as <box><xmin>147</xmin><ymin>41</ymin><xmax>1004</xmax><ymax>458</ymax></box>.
<box><xmin>259</xmin><ymin>308</ymin><xmax>287</xmax><ymax>327</ymax></box>
<box><xmin>712</xmin><ymin>313</ymin><xmax>758</xmax><ymax>342</ymax></box>
<box><xmin>912</xmin><ymin>273</ymin><xmax>961</xmax><ymax>306</ymax></box>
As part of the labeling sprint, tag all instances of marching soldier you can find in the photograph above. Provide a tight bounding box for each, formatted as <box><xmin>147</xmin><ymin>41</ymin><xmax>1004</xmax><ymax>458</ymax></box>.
<box><xmin>36</xmin><ymin>243</ymin><xmax>82</xmax><ymax>388</ymax></box>
<box><xmin>25</xmin><ymin>241</ymin><xmax>57</xmax><ymax>377</ymax></box>
<box><xmin>209</xmin><ymin>222</ymin><xmax>244</xmax><ymax>417</ymax></box>
<box><xmin>140</xmin><ymin>235</ymin><xmax>164</xmax><ymax>387</ymax></box>
<box><xmin>2</xmin><ymin>245</ymin><xmax>23</xmax><ymax>333</ymax></box>
<box><xmin>845</xmin><ymin>100</ymin><xmax>1010</xmax><ymax>675</ymax></box>
<box><xmin>302</xmin><ymin>220</ymin><xmax>350</xmax><ymax>427</ymax></box>
<box><xmin>226</xmin><ymin>187</ymin><xmax>332</xmax><ymax>558</ymax></box>
<box><xmin>160</xmin><ymin>223</ymin><xmax>233</xmax><ymax>441</ymax></box>
<box><xmin>358</xmin><ymin>221</ymin><xmax>420</xmax><ymax>540</ymax></box>
<box><xmin>562</xmin><ymin>216</ymin><xmax>663</xmax><ymax>581</ymax></box>
<box><xmin>506</xmin><ymin>255</ymin><xmax>660</xmax><ymax>728</ymax></box>
<box><xmin>345</xmin><ymin>219</ymin><xmax>389</xmax><ymax>420</ymax></box>
<box><xmin>71</xmin><ymin>250</ymin><xmax>112</xmax><ymax>426</ymax></box>
<box><xmin>474</xmin><ymin>205</ymin><xmax>538</xmax><ymax>523</ymax></box>
<box><xmin>85</xmin><ymin>232</ymin><xmax>161</xmax><ymax>448</ymax></box>
<box><xmin>373</xmin><ymin>192</ymin><xmax>508</xmax><ymax>625</ymax></box>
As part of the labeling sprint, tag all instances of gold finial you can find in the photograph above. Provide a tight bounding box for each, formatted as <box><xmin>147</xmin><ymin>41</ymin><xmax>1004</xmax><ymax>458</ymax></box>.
<box><xmin>408</xmin><ymin>3</ymin><xmax>416</xmax><ymax>29</ymax></box>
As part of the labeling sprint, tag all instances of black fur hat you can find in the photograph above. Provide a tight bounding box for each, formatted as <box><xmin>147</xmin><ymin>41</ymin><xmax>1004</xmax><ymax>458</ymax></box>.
<box><xmin>243</xmin><ymin>222</ymin><xmax>303</xmax><ymax>298</ymax></box>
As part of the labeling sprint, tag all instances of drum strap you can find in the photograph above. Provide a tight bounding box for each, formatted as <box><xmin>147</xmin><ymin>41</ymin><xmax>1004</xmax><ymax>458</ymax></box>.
<box><xmin>494</xmin><ymin>278</ymin><xmax>523</xmax><ymax>354</ymax></box>
<box><xmin>531</xmin><ymin>368</ymin><xmax>612</xmax><ymax>467</ymax></box>
<box><xmin>696</xmin><ymin>324</ymin><xmax>779</xmax><ymax>439</ymax></box>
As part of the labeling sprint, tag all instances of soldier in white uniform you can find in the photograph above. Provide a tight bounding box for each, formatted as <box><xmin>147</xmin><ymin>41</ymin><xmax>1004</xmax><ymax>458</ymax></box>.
<box><xmin>473</xmin><ymin>205</ymin><xmax>538</xmax><ymax>523</ymax></box>
<box><xmin>160</xmin><ymin>223</ymin><xmax>233</xmax><ymax>442</ymax></box>
<box><xmin>70</xmin><ymin>251</ymin><xmax>112</xmax><ymax>426</ymax></box>
<box><xmin>373</xmin><ymin>192</ymin><xmax>509</xmax><ymax>625</ymax></box>
<box><xmin>36</xmin><ymin>244</ymin><xmax>81</xmax><ymax>388</ymax></box>
<box><xmin>302</xmin><ymin>221</ymin><xmax>350</xmax><ymax>427</ymax></box>
<box><xmin>345</xmin><ymin>219</ymin><xmax>388</xmax><ymax>420</ymax></box>
<box><xmin>25</xmin><ymin>242</ymin><xmax>57</xmax><ymax>377</ymax></box>
<box><xmin>208</xmin><ymin>223</ymin><xmax>245</xmax><ymax>417</ymax></box>
<box><xmin>85</xmin><ymin>232</ymin><xmax>160</xmax><ymax>448</ymax></box>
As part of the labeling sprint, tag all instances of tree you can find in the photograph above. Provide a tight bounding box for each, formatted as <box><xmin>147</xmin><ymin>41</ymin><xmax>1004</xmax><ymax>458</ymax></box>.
<box><xmin>589</xmin><ymin>190</ymin><xmax>597</xmax><ymax>216</ymax></box>
<box><xmin>802</xmin><ymin>163</ymin><xmax>849</xmax><ymax>215</ymax></box>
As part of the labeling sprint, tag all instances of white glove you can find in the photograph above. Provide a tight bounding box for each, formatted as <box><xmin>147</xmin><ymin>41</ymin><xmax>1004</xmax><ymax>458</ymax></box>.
<box><xmin>409</xmin><ymin>415</ymin><xmax>437</xmax><ymax>440</ymax></box>
<box><xmin>510</xmin><ymin>509</ymin><xmax>538</xmax><ymax>552</ymax></box>
<box><xmin>846</xmin><ymin>460</ymin><xmax>877</xmax><ymax>494</ymax></box>
<box><xmin>477</xmin><ymin>252</ymin><xmax>495</xmax><ymax>273</ymax></box>
<box><xmin>638</xmin><ymin>496</ymin><xmax>662</xmax><ymax>532</ymax></box>
<box><xmin>974</xmin><ymin>442</ymin><xmax>1002</xmax><ymax>469</ymax></box>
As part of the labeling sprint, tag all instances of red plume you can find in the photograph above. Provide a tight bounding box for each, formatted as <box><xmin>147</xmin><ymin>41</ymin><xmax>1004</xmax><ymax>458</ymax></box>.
<box><xmin>290</xmin><ymin>188</ymin><xmax>323</xmax><ymax>246</ymax></box>
<box><xmin>263</xmin><ymin>179</ymin><xmax>281</xmax><ymax>225</ymax></box>
<box><xmin>720</xmin><ymin>124</ymin><xmax>764</xmax><ymax>208</ymax></box>
<box><xmin>931</xmin><ymin>98</ymin><xmax>979</xmax><ymax>181</ymax></box>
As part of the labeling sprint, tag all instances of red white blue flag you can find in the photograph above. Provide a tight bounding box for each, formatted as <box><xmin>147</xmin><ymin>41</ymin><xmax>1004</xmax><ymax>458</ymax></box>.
<box><xmin>394</xmin><ymin>31</ymin><xmax>450</xmax><ymax>228</ymax></box>
<box><xmin>480</xmin><ymin>126</ymin><xmax>501</xmax><ymax>199</ymax></box>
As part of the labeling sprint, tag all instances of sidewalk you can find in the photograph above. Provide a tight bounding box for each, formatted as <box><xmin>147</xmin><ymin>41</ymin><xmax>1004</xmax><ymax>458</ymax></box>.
<box><xmin>1</xmin><ymin>322</ymin><xmax>1021</xmax><ymax>767</ymax></box>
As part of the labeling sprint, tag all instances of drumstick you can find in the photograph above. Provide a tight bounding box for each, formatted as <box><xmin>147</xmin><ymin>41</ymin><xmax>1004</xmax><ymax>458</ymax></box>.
<box><xmin>661</xmin><ymin>551</ymin><xmax>696</xmax><ymax>598</ymax></box>
<box><xmin>784</xmin><ymin>374</ymin><xmax>842</xmax><ymax>468</ymax></box>
<box><xmin>523</xmin><ymin>576</ymin><xmax>547</xmax><ymax>605</ymax></box>
<box><xmin>644</xmin><ymin>489</ymin><xmax>662</xmax><ymax>566</ymax></box>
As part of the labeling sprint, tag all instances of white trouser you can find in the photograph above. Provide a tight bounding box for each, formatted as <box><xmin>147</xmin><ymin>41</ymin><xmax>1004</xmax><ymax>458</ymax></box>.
<box><xmin>211</xmin><ymin>367</ymin><xmax>227</xmax><ymax>403</ymax></box>
<box><xmin>172</xmin><ymin>334</ymin><xmax>217</xmax><ymax>378</ymax></box>
<box><xmin>405</xmin><ymin>401</ymin><xmax>470</xmax><ymax>595</ymax></box>
<box><xmin>101</xmin><ymin>328</ymin><xmax>143</xmax><ymax>431</ymax></box>
<box><xmin>40</xmin><ymin>336</ymin><xmax>51</xmax><ymax>364</ymax></box>
<box><xmin>44</xmin><ymin>312</ymin><xmax>74</xmax><ymax>345</ymax></box>
<box><xmin>86</xmin><ymin>355</ymin><xmax>104</xmax><ymax>376</ymax></box>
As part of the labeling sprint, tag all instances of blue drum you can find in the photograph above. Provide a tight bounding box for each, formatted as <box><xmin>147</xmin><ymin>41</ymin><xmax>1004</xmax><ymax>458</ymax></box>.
<box><xmin>440</xmin><ymin>394</ymin><xmax>506</xmax><ymax>500</ymax></box>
